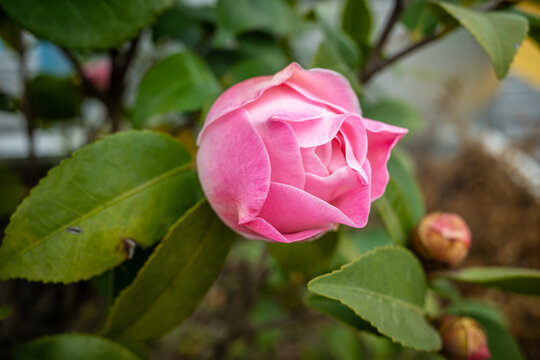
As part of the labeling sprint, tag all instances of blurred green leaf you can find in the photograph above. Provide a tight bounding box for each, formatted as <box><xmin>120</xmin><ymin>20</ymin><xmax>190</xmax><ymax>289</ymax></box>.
<box><xmin>323</xmin><ymin>323</ymin><xmax>364</xmax><ymax>360</ymax></box>
<box><xmin>12</xmin><ymin>334</ymin><xmax>143</xmax><ymax>360</ymax></box>
<box><xmin>428</xmin><ymin>278</ymin><xmax>461</xmax><ymax>303</ymax></box>
<box><xmin>402</xmin><ymin>0</ymin><xmax>439</xmax><ymax>37</ymax></box>
<box><xmin>0</xmin><ymin>0</ymin><xmax>174</xmax><ymax>49</ymax></box>
<box><xmin>430</xmin><ymin>2</ymin><xmax>529</xmax><ymax>78</ymax></box>
<box><xmin>268</xmin><ymin>230</ymin><xmax>339</xmax><ymax>279</ymax></box>
<box><xmin>132</xmin><ymin>51</ymin><xmax>220</xmax><ymax>128</ymax></box>
<box><xmin>308</xmin><ymin>246</ymin><xmax>441</xmax><ymax>351</ymax></box>
<box><xmin>441</xmin><ymin>266</ymin><xmax>540</xmax><ymax>296</ymax></box>
<box><xmin>513</xmin><ymin>6</ymin><xmax>540</xmax><ymax>46</ymax></box>
<box><xmin>0</xmin><ymin>164</ymin><xmax>26</xmax><ymax>218</ymax></box>
<box><xmin>0</xmin><ymin>7</ymin><xmax>19</xmax><ymax>50</ymax></box>
<box><xmin>305</xmin><ymin>294</ymin><xmax>378</xmax><ymax>334</ymax></box>
<box><xmin>0</xmin><ymin>92</ymin><xmax>15</xmax><ymax>112</ymax></box>
<box><xmin>0</xmin><ymin>131</ymin><xmax>198</xmax><ymax>283</ymax></box>
<box><xmin>448</xmin><ymin>301</ymin><xmax>525</xmax><ymax>360</ymax></box>
<box><xmin>104</xmin><ymin>200</ymin><xmax>235</xmax><ymax>341</ymax></box>
<box><xmin>362</xmin><ymin>99</ymin><xmax>423</xmax><ymax>134</ymax></box>
<box><xmin>28</xmin><ymin>75</ymin><xmax>83</xmax><ymax>122</ymax></box>
<box><xmin>0</xmin><ymin>306</ymin><xmax>12</xmax><ymax>321</ymax></box>
<box><xmin>375</xmin><ymin>150</ymin><xmax>424</xmax><ymax>246</ymax></box>
<box><xmin>152</xmin><ymin>3</ymin><xmax>216</xmax><ymax>47</ymax></box>
<box><xmin>342</xmin><ymin>0</ymin><xmax>372</xmax><ymax>50</ymax></box>
<box><xmin>216</xmin><ymin>0</ymin><xmax>295</xmax><ymax>36</ymax></box>
<box><xmin>335</xmin><ymin>228</ymin><xmax>394</xmax><ymax>266</ymax></box>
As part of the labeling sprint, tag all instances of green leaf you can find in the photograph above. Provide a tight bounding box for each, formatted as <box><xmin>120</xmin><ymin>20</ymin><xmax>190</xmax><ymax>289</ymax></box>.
<box><xmin>442</xmin><ymin>266</ymin><xmax>540</xmax><ymax>296</ymax></box>
<box><xmin>362</xmin><ymin>99</ymin><xmax>423</xmax><ymax>134</ymax></box>
<box><xmin>0</xmin><ymin>0</ymin><xmax>174</xmax><ymax>49</ymax></box>
<box><xmin>28</xmin><ymin>75</ymin><xmax>83</xmax><ymax>122</ymax></box>
<box><xmin>375</xmin><ymin>150</ymin><xmax>424</xmax><ymax>246</ymax></box>
<box><xmin>216</xmin><ymin>0</ymin><xmax>295</xmax><ymax>36</ymax></box>
<box><xmin>308</xmin><ymin>246</ymin><xmax>441</xmax><ymax>351</ymax></box>
<box><xmin>0</xmin><ymin>131</ymin><xmax>198</xmax><ymax>283</ymax></box>
<box><xmin>0</xmin><ymin>306</ymin><xmax>12</xmax><ymax>321</ymax></box>
<box><xmin>305</xmin><ymin>294</ymin><xmax>378</xmax><ymax>334</ymax></box>
<box><xmin>132</xmin><ymin>51</ymin><xmax>221</xmax><ymax>129</ymax></box>
<box><xmin>448</xmin><ymin>301</ymin><xmax>525</xmax><ymax>360</ymax></box>
<box><xmin>0</xmin><ymin>164</ymin><xmax>26</xmax><ymax>218</ymax></box>
<box><xmin>0</xmin><ymin>7</ymin><xmax>19</xmax><ymax>51</ymax></box>
<box><xmin>342</xmin><ymin>0</ymin><xmax>372</xmax><ymax>49</ymax></box>
<box><xmin>103</xmin><ymin>200</ymin><xmax>236</xmax><ymax>341</ymax></box>
<box><xmin>431</xmin><ymin>2</ymin><xmax>529</xmax><ymax>79</ymax></box>
<box><xmin>268</xmin><ymin>230</ymin><xmax>339</xmax><ymax>279</ymax></box>
<box><xmin>12</xmin><ymin>334</ymin><xmax>143</xmax><ymax>360</ymax></box>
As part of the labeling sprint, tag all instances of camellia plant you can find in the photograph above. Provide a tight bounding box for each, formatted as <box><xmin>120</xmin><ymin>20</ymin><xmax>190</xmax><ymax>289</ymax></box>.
<box><xmin>0</xmin><ymin>0</ymin><xmax>540</xmax><ymax>359</ymax></box>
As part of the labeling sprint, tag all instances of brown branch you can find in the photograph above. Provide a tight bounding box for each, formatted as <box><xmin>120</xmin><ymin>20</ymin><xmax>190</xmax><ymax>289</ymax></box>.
<box><xmin>61</xmin><ymin>48</ymin><xmax>104</xmax><ymax>101</ymax></box>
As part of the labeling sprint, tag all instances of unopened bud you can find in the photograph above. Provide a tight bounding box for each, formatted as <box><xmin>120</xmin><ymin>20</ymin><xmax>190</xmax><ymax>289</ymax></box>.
<box><xmin>438</xmin><ymin>316</ymin><xmax>490</xmax><ymax>360</ymax></box>
<box><xmin>411</xmin><ymin>212</ymin><xmax>471</xmax><ymax>267</ymax></box>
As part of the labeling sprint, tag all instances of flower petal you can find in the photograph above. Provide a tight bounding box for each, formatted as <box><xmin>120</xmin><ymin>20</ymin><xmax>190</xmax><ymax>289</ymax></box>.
<box><xmin>284</xmin><ymin>113</ymin><xmax>348</xmax><ymax>148</ymax></box>
<box><xmin>286</xmin><ymin>66</ymin><xmax>361</xmax><ymax>115</ymax></box>
<box><xmin>300</xmin><ymin>147</ymin><xmax>330</xmax><ymax>177</ymax></box>
<box><xmin>363</xmin><ymin>118</ymin><xmax>408</xmax><ymax>200</ymax></box>
<box><xmin>197</xmin><ymin>109</ymin><xmax>271</xmax><ymax>231</ymax></box>
<box><xmin>240</xmin><ymin>217</ymin><xmax>330</xmax><ymax>243</ymax></box>
<box><xmin>304</xmin><ymin>167</ymin><xmax>360</xmax><ymax>203</ymax></box>
<box><xmin>256</xmin><ymin>118</ymin><xmax>305</xmax><ymax>189</ymax></box>
<box><xmin>255</xmin><ymin>182</ymin><xmax>357</xmax><ymax>234</ymax></box>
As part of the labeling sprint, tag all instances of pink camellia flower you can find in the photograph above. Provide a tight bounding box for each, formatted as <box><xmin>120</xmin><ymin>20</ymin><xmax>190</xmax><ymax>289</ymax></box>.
<box><xmin>83</xmin><ymin>59</ymin><xmax>111</xmax><ymax>93</ymax></box>
<box><xmin>197</xmin><ymin>63</ymin><xmax>407</xmax><ymax>242</ymax></box>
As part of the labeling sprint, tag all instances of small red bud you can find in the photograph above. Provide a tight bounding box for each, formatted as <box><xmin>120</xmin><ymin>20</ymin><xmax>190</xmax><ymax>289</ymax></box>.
<box><xmin>411</xmin><ymin>212</ymin><xmax>471</xmax><ymax>267</ymax></box>
<box><xmin>83</xmin><ymin>59</ymin><xmax>112</xmax><ymax>93</ymax></box>
<box><xmin>438</xmin><ymin>316</ymin><xmax>490</xmax><ymax>360</ymax></box>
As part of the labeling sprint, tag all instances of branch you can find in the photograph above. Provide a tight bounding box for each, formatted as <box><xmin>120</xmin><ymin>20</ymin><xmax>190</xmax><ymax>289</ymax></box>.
<box><xmin>362</xmin><ymin>0</ymin><xmax>408</xmax><ymax>81</ymax></box>
<box><xmin>361</xmin><ymin>27</ymin><xmax>451</xmax><ymax>83</ymax></box>
<box><xmin>61</xmin><ymin>48</ymin><xmax>104</xmax><ymax>101</ymax></box>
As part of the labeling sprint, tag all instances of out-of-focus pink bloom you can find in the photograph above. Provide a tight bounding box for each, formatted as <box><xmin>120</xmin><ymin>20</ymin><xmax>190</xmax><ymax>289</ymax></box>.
<box><xmin>439</xmin><ymin>316</ymin><xmax>491</xmax><ymax>360</ymax></box>
<box><xmin>83</xmin><ymin>59</ymin><xmax>111</xmax><ymax>93</ymax></box>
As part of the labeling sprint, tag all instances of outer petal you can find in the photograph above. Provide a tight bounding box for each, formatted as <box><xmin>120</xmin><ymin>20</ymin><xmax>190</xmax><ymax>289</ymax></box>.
<box><xmin>240</xmin><ymin>217</ymin><xmax>331</xmax><ymax>243</ymax></box>
<box><xmin>284</xmin><ymin>113</ymin><xmax>348</xmax><ymax>148</ymax></box>
<box><xmin>285</xmin><ymin>65</ymin><xmax>361</xmax><ymax>115</ymax></box>
<box><xmin>197</xmin><ymin>109</ymin><xmax>271</xmax><ymax>231</ymax></box>
<box><xmin>198</xmin><ymin>64</ymin><xmax>298</xmax><ymax>143</ymax></box>
<box><xmin>256</xmin><ymin>118</ymin><xmax>305</xmax><ymax>189</ymax></box>
<box><xmin>254</xmin><ymin>182</ymin><xmax>357</xmax><ymax>234</ymax></box>
<box><xmin>362</xmin><ymin>118</ymin><xmax>408</xmax><ymax>200</ymax></box>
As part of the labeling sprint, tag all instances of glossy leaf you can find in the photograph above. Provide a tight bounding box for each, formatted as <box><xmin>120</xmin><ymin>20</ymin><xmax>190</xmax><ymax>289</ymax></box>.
<box><xmin>132</xmin><ymin>52</ymin><xmax>221</xmax><ymax>128</ymax></box>
<box><xmin>0</xmin><ymin>131</ymin><xmax>198</xmax><ymax>283</ymax></box>
<box><xmin>0</xmin><ymin>306</ymin><xmax>12</xmax><ymax>321</ymax></box>
<box><xmin>305</xmin><ymin>294</ymin><xmax>378</xmax><ymax>334</ymax></box>
<box><xmin>342</xmin><ymin>0</ymin><xmax>372</xmax><ymax>49</ymax></box>
<box><xmin>448</xmin><ymin>301</ymin><xmax>525</xmax><ymax>360</ymax></box>
<box><xmin>104</xmin><ymin>200</ymin><xmax>236</xmax><ymax>341</ymax></box>
<box><xmin>442</xmin><ymin>267</ymin><xmax>540</xmax><ymax>296</ymax></box>
<box><xmin>308</xmin><ymin>246</ymin><xmax>441</xmax><ymax>351</ymax></box>
<box><xmin>268</xmin><ymin>230</ymin><xmax>339</xmax><ymax>279</ymax></box>
<box><xmin>0</xmin><ymin>0</ymin><xmax>174</xmax><ymax>49</ymax></box>
<box><xmin>216</xmin><ymin>0</ymin><xmax>295</xmax><ymax>36</ymax></box>
<box><xmin>432</xmin><ymin>2</ymin><xmax>529</xmax><ymax>79</ymax></box>
<box><xmin>12</xmin><ymin>334</ymin><xmax>143</xmax><ymax>360</ymax></box>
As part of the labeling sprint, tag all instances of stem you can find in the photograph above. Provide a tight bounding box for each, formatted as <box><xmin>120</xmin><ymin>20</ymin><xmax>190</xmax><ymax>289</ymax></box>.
<box><xmin>362</xmin><ymin>0</ymin><xmax>408</xmax><ymax>82</ymax></box>
<box><xmin>61</xmin><ymin>48</ymin><xmax>104</xmax><ymax>101</ymax></box>
<box><xmin>361</xmin><ymin>27</ymin><xmax>451</xmax><ymax>84</ymax></box>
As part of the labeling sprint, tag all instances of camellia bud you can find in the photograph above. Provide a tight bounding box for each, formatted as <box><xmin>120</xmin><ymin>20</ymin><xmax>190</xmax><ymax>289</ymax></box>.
<box><xmin>83</xmin><ymin>59</ymin><xmax>112</xmax><ymax>93</ymax></box>
<box><xmin>438</xmin><ymin>316</ymin><xmax>490</xmax><ymax>360</ymax></box>
<box><xmin>411</xmin><ymin>212</ymin><xmax>471</xmax><ymax>267</ymax></box>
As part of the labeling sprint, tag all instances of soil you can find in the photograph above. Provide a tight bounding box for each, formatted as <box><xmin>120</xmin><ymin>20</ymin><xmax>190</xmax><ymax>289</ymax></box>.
<box><xmin>415</xmin><ymin>143</ymin><xmax>540</xmax><ymax>359</ymax></box>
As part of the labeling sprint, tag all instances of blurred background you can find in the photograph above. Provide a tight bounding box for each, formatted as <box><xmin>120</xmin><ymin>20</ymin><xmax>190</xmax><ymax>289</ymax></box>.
<box><xmin>0</xmin><ymin>0</ymin><xmax>539</xmax><ymax>359</ymax></box>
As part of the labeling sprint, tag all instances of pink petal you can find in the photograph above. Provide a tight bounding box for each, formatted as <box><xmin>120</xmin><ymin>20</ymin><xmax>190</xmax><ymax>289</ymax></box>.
<box><xmin>244</xmin><ymin>85</ymin><xmax>327</xmax><ymax>124</ymax></box>
<box><xmin>363</xmin><ymin>118</ymin><xmax>408</xmax><ymax>200</ymax></box>
<box><xmin>198</xmin><ymin>64</ymin><xmax>298</xmax><ymax>144</ymax></box>
<box><xmin>301</xmin><ymin>147</ymin><xmax>330</xmax><ymax>177</ymax></box>
<box><xmin>331</xmin><ymin>160</ymin><xmax>372</xmax><ymax>227</ymax></box>
<box><xmin>256</xmin><ymin>118</ymin><xmax>305</xmax><ymax>189</ymax></box>
<box><xmin>196</xmin><ymin>109</ymin><xmax>271</xmax><ymax>231</ymax></box>
<box><xmin>326</xmin><ymin>138</ymin><xmax>347</xmax><ymax>173</ymax></box>
<box><xmin>286</xmin><ymin>66</ymin><xmax>361</xmax><ymax>115</ymax></box>
<box><xmin>255</xmin><ymin>182</ymin><xmax>357</xmax><ymax>234</ymax></box>
<box><xmin>285</xmin><ymin>113</ymin><xmax>348</xmax><ymax>148</ymax></box>
<box><xmin>240</xmin><ymin>217</ymin><xmax>331</xmax><ymax>243</ymax></box>
<box><xmin>304</xmin><ymin>167</ymin><xmax>360</xmax><ymax>203</ymax></box>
